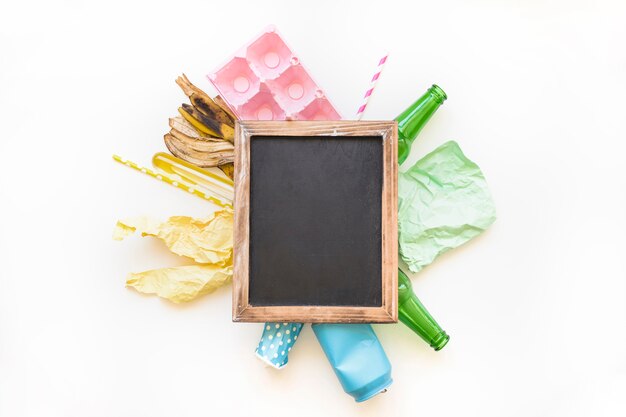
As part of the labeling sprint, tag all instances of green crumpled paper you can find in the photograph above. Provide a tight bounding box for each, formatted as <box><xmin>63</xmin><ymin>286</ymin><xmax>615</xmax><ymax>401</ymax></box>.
<box><xmin>398</xmin><ymin>141</ymin><xmax>496</xmax><ymax>272</ymax></box>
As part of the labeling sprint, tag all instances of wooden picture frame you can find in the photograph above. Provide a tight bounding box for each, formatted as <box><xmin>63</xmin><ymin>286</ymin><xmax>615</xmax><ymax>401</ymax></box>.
<box><xmin>233</xmin><ymin>121</ymin><xmax>398</xmax><ymax>323</ymax></box>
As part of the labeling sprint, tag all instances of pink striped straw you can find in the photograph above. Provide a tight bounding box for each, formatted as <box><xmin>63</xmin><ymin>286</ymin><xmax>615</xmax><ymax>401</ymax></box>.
<box><xmin>355</xmin><ymin>54</ymin><xmax>388</xmax><ymax>120</ymax></box>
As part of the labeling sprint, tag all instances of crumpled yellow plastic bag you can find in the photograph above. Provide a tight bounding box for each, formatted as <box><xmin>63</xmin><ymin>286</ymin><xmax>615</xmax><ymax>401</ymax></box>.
<box><xmin>114</xmin><ymin>208</ymin><xmax>233</xmax><ymax>303</ymax></box>
<box><xmin>114</xmin><ymin>208</ymin><xmax>233</xmax><ymax>265</ymax></box>
<box><xmin>126</xmin><ymin>264</ymin><xmax>232</xmax><ymax>303</ymax></box>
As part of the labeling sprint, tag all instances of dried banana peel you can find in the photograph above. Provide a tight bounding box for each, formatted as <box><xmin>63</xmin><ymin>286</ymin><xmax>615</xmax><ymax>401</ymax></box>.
<box><xmin>218</xmin><ymin>163</ymin><xmax>234</xmax><ymax>180</ymax></box>
<box><xmin>190</xmin><ymin>94</ymin><xmax>234</xmax><ymax>126</ymax></box>
<box><xmin>169</xmin><ymin>128</ymin><xmax>234</xmax><ymax>153</ymax></box>
<box><xmin>169</xmin><ymin>116</ymin><xmax>221</xmax><ymax>141</ymax></box>
<box><xmin>214</xmin><ymin>95</ymin><xmax>237</xmax><ymax>121</ymax></box>
<box><xmin>178</xmin><ymin>105</ymin><xmax>223</xmax><ymax>139</ymax></box>
<box><xmin>166</xmin><ymin>75</ymin><xmax>237</xmax><ymax>173</ymax></box>
<box><xmin>176</xmin><ymin>74</ymin><xmax>235</xmax><ymax>126</ymax></box>
<box><xmin>180</xmin><ymin>103</ymin><xmax>234</xmax><ymax>141</ymax></box>
<box><xmin>164</xmin><ymin>133</ymin><xmax>234</xmax><ymax>168</ymax></box>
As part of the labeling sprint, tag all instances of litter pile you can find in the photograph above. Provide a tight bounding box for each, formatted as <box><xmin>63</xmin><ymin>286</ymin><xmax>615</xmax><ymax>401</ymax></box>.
<box><xmin>114</xmin><ymin>25</ymin><xmax>496</xmax><ymax>403</ymax></box>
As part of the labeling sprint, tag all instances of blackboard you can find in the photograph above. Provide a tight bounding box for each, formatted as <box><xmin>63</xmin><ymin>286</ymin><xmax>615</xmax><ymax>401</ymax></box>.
<box><xmin>233</xmin><ymin>121</ymin><xmax>398</xmax><ymax>323</ymax></box>
<box><xmin>249</xmin><ymin>135</ymin><xmax>382</xmax><ymax>306</ymax></box>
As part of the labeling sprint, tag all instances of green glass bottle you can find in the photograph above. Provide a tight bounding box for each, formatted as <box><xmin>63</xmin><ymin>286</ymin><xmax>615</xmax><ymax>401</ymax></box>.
<box><xmin>398</xmin><ymin>269</ymin><xmax>449</xmax><ymax>351</ymax></box>
<box><xmin>395</xmin><ymin>85</ymin><xmax>447</xmax><ymax>164</ymax></box>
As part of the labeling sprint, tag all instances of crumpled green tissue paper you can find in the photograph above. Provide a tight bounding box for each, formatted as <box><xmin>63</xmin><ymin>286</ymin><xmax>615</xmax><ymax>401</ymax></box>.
<box><xmin>398</xmin><ymin>141</ymin><xmax>496</xmax><ymax>272</ymax></box>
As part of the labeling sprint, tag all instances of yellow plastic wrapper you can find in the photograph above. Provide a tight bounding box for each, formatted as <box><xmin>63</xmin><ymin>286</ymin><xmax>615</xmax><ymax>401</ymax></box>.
<box><xmin>126</xmin><ymin>264</ymin><xmax>232</xmax><ymax>303</ymax></box>
<box><xmin>113</xmin><ymin>208</ymin><xmax>233</xmax><ymax>265</ymax></box>
<box><xmin>114</xmin><ymin>208</ymin><xmax>234</xmax><ymax>303</ymax></box>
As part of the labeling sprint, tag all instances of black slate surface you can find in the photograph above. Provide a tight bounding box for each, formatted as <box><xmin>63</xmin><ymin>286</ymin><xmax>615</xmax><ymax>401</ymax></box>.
<box><xmin>248</xmin><ymin>135</ymin><xmax>383</xmax><ymax>307</ymax></box>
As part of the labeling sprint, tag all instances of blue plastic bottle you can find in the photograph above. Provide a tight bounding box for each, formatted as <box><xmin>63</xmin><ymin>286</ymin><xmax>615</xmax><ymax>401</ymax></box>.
<box><xmin>312</xmin><ymin>324</ymin><xmax>393</xmax><ymax>402</ymax></box>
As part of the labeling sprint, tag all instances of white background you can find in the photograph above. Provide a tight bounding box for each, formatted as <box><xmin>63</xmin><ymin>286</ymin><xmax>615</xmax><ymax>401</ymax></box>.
<box><xmin>1</xmin><ymin>1</ymin><xmax>625</xmax><ymax>416</ymax></box>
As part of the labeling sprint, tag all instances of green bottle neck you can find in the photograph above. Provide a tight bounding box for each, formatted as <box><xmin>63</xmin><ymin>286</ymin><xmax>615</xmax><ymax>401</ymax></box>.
<box><xmin>397</xmin><ymin>269</ymin><xmax>450</xmax><ymax>351</ymax></box>
<box><xmin>395</xmin><ymin>85</ymin><xmax>447</xmax><ymax>142</ymax></box>
<box><xmin>398</xmin><ymin>269</ymin><xmax>414</xmax><ymax>305</ymax></box>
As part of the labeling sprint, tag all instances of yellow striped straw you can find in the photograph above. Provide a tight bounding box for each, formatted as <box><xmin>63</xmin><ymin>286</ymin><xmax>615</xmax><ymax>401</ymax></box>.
<box><xmin>152</xmin><ymin>152</ymin><xmax>233</xmax><ymax>201</ymax></box>
<box><xmin>112</xmin><ymin>154</ymin><xmax>232</xmax><ymax>208</ymax></box>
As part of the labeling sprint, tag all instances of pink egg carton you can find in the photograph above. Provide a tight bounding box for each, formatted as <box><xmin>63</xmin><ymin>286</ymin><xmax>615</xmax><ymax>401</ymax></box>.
<box><xmin>207</xmin><ymin>25</ymin><xmax>341</xmax><ymax>121</ymax></box>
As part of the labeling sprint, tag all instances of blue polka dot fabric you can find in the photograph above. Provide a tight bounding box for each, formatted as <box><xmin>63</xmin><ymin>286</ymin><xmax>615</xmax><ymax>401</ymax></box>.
<box><xmin>255</xmin><ymin>322</ymin><xmax>303</xmax><ymax>369</ymax></box>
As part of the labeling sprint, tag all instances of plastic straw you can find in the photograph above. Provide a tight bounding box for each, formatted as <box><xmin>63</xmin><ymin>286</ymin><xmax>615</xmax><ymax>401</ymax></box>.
<box><xmin>112</xmin><ymin>154</ymin><xmax>232</xmax><ymax>208</ymax></box>
<box><xmin>151</xmin><ymin>153</ymin><xmax>233</xmax><ymax>201</ymax></box>
<box><xmin>355</xmin><ymin>54</ymin><xmax>388</xmax><ymax>120</ymax></box>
